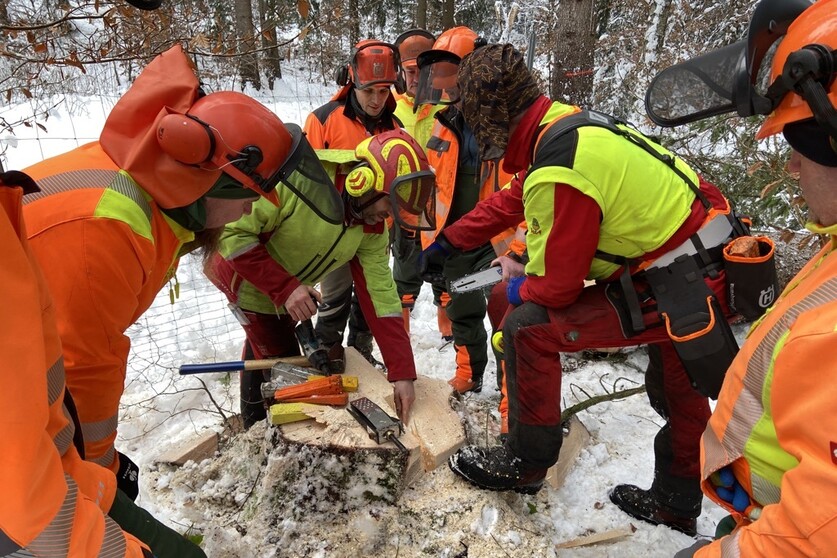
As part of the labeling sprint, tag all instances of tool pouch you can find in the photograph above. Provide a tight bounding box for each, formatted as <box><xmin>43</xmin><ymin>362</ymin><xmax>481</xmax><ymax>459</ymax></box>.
<box><xmin>723</xmin><ymin>236</ymin><xmax>778</xmax><ymax>321</ymax></box>
<box><xmin>646</xmin><ymin>254</ymin><xmax>739</xmax><ymax>399</ymax></box>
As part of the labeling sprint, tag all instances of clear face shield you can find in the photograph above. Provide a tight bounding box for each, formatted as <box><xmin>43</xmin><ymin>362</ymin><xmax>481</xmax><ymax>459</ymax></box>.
<box><xmin>390</xmin><ymin>170</ymin><xmax>436</xmax><ymax>231</ymax></box>
<box><xmin>414</xmin><ymin>51</ymin><xmax>462</xmax><ymax>108</ymax></box>
<box><xmin>269</xmin><ymin>124</ymin><xmax>344</xmax><ymax>224</ymax></box>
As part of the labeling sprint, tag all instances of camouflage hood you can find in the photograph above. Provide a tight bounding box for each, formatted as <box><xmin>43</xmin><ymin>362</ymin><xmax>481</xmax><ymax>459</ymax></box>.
<box><xmin>457</xmin><ymin>43</ymin><xmax>541</xmax><ymax>162</ymax></box>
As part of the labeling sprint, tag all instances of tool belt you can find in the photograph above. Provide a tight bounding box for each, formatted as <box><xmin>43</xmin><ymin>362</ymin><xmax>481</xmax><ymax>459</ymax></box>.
<box><xmin>603</xmin><ymin>213</ymin><xmax>752</xmax><ymax>399</ymax></box>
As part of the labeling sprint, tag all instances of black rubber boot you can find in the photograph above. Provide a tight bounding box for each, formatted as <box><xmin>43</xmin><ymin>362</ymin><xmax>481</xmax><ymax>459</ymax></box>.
<box><xmin>449</xmin><ymin>445</ymin><xmax>546</xmax><ymax>495</ymax></box>
<box><xmin>609</xmin><ymin>484</ymin><xmax>698</xmax><ymax>536</ymax></box>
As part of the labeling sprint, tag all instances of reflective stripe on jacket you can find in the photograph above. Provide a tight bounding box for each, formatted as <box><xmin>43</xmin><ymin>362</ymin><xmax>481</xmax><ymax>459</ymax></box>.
<box><xmin>421</xmin><ymin>108</ymin><xmax>516</xmax><ymax>254</ymax></box>
<box><xmin>1</xmin><ymin>184</ymin><xmax>148</xmax><ymax>557</ymax></box>
<box><xmin>697</xmin><ymin>237</ymin><xmax>837</xmax><ymax>558</ymax></box>
<box><xmin>22</xmin><ymin>142</ymin><xmax>192</xmax><ymax>473</ymax></box>
<box><xmin>526</xmin><ymin>101</ymin><xmax>698</xmax><ymax>281</ymax></box>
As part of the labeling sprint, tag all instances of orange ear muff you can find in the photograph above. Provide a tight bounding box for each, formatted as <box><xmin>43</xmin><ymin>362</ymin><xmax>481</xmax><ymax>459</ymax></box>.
<box><xmin>345</xmin><ymin>164</ymin><xmax>376</xmax><ymax>197</ymax></box>
<box><xmin>157</xmin><ymin>114</ymin><xmax>215</xmax><ymax>165</ymax></box>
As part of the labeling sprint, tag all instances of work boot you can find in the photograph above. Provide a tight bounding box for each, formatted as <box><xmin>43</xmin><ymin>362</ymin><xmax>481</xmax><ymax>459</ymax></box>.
<box><xmin>449</xmin><ymin>445</ymin><xmax>546</xmax><ymax>495</ymax></box>
<box><xmin>448</xmin><ymin>375</ymin><xmax>482</xmax><ymax>394</ymax></box>
<box><xmin>609</xmin><ymin>484</ymin><xmax>697</xmax><ymax>536</ymax></box>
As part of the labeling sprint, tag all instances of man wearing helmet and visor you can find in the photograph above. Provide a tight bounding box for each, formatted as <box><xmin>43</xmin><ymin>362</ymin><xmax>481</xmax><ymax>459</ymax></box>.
<box><xmin>304</xmin><ymin>39</ymin><xmax>404</xmax><ymax>368</ymax></box>
<box><xmin>208</xmin><ymin>128</ymin><xmax>435</xmax><ymax>429</ymax></box>
<box><xmin>19</xmin><ymin>45</ymin><xmax>306</xmax><ymax>556</ymax></box>
<box><xmin>646</xmin><ymin>0</ymin><xmax>837</xmax><ymax>556</ymax></box>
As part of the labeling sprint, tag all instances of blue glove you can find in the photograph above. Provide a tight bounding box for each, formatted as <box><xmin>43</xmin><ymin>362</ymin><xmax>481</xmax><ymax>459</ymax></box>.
<box><xmin>714</xmin><ymin>466</ymin><xmax>750</xmax><ymax>512</ymax></box>
<box><xmin>506</xmin><ymin>276</ymin><xmax>526</xmax><ymax>306</ymax></box>
<box><xmin>418</xmin><ymin>236</ymin><xmax>455</xmax><ymax>286</ymax></box>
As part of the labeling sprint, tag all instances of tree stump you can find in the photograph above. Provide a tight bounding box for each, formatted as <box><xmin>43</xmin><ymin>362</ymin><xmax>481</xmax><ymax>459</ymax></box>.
<box><xmin>270</xmin><ymin>348</ymin><xmax>466</xmax><ymax>509</ymax></box>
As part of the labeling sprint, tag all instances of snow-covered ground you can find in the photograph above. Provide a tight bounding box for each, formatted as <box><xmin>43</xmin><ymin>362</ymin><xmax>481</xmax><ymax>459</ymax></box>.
<box><xmin>1</xmin><ymin>85</ymin><xmax>737</xmax><ymax>557</ymax></box>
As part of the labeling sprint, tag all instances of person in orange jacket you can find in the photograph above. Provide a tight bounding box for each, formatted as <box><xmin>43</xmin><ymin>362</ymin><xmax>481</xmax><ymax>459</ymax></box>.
<box><xmin>304</xmin><ymin>39</ymin><xmax>403</xmax><ymax>365</ymax></box>
<box><xmin>391</xmin><ymin>28</ymin><xmax>451</xmax><ymax>339</ymax></box>
<box><xmin>21</xmin><ymin>45</ymin><xmax>313</xmax><ymax>504</ymax></box>
<box><xmin>652</xmin><ymin>0</ymin><xmax>837</xmax><ymax>555</ymax></box>
<box><xmin>2</xmin><ymin>167</ymin><xmax>207</xmax><ymax>557</ymax></box>
<box><xmin>415</xmin><ymin>27</ymin><xmax>522</xmax><ymax>394</ymax></box>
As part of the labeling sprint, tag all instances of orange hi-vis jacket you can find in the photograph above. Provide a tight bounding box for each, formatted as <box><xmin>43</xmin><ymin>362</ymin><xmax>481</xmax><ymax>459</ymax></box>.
<box><xmin>22</xmin><ymin>144</ymin><xmax>193</xmax><ymax>474</ymax></box>
<box><xmin>1</xmin><ymin>182</ymin><xmax>149</xmax><ymax>557</ymax></box>
<box><xmin>420</xmin><ymin>108</ymin><xmax>519</xmax><ymax>255</ymax></box>
<box><xmin>304</xmin><ymin>84</ymin><xmax>401</xmax><ymax>150</ymax></box>
<box><xmin>697</xmin><ymin>235</ymin><xmax>837</xmax><ymax>557</ymax></box>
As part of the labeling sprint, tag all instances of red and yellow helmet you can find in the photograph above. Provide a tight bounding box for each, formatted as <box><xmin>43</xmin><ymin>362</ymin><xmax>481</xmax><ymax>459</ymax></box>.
<box><xmin>345</xmin><ymin>128</ymin><xmax>436</xmax><ymax>231</ymax></box>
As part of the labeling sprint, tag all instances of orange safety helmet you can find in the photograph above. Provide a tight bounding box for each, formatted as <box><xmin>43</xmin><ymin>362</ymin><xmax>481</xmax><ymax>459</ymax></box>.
<box><xmin>156</xmin><ymin>92</ymin><xmax>294</xmax><ymax>204</ymax></box>
<box><xmin>414</xmin><ymin>26</ymin><xmax>485</xmax><ymax>106</ymax></box>
<box><xmin>345</xmin><ymin>128</ymin><xmax>436</xmax><ymax>231</ymax></box>
<box><xmin>756</xmin><ymin>0</ymin><xmax>837</xmax><ymax>140</ymax></box>
<box><xmin>336</xmin><ymin>40</ymin><xmax>403</xmax><ymax>90</ymax></box>
<box><xmin>395</xmin><ymin>29</ymin><xmax>435</xmax><ymax>69</ymax></box>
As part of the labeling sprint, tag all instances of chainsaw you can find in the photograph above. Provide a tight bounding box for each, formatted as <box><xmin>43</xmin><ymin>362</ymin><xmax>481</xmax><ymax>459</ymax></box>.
<box><xmin>449</xmin><ymin>266</ymin><xmax>503</xmax><ymax>294</ymax></box>
<box><xmin>347</xmin><ymin>397</ymin><xmax>408</xmax><ymax>452</ymax></box>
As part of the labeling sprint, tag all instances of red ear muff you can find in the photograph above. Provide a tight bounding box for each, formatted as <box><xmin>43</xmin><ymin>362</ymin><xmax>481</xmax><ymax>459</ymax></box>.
<box><xmin>157</xmin><ymin>114</ymin><xmax>215</xmax><ymax>165</ymax></box>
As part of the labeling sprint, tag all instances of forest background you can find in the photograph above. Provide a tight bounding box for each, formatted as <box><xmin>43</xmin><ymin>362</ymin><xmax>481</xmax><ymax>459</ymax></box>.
<box><xmin>1</xmin><ymin>0</ymin><xmax>813</xmax><ymax>241</ymax></box>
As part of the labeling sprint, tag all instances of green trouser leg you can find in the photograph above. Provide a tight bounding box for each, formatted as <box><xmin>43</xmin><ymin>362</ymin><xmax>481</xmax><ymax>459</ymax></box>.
<box><xmin>391</xmin><ymin>226</ymin><xmax>423</xmax><ymax>304</ymax></box>
<box><xmin>109</xmin><ymin>489</ymin><xmax>206</xmax><ymax>558</ymax></box>
<box><xmin>442</xmin><ymin>245</ymin><xmax>496</xmax><ymax>382</ymax></box>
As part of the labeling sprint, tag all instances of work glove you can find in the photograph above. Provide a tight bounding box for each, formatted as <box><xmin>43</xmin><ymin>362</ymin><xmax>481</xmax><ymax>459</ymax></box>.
<box><xmin>418</xmin><ymin>235</ymin><xmax>456</xmax><ymax>286</ymax></box>
<box><xmin>506</xmin><ymin>275</ymin><xmax>526</xmax><ymax>306</ymax></box>
<box><xmin>673</xmin><ymin>539</ymin><xmax>711</xmax><ymax>558</ymax></box>
<box><xmin>109</xmin><ymin>489</ymin><xmax>207</xmax><ymax>558</ymax></box>
<box><xmin>116</xmin><ymin>451</ymin><xmax>140</xmax><ymax>501</ymax></box>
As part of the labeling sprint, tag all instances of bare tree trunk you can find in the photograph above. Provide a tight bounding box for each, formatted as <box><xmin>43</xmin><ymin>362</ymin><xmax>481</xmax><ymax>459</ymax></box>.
<box><xmin>235</xmin><ymin>0</ymin><xmax>261</xmax><ymax>90</ymax></box>
<box><xmin>259</xmin><ymin>0</ymin><xmax>282</xmax><ymax>90</ymax></box>
<box><xmin>550</xmin><ymin>0</ymin><xmax>596</xmax><ymax>106</ymax></box>
<box><xmin>348</xmin><ymin>0</ymin><xmax>360</xmax><ymax>45</ymax></box>
<box><xmin>0</xmin><ymin>0</ymin><xmax>9</xmax><ymax>26</ymax></box>
<box><xmin>416</xmin><ymin>0</ymin><xmax>427</xmax><ymax>29</ymax></box>
<box><xmin>441</xmin><ymin>0</ymin><xmax>454</xmax><ymax>30</ymax></box>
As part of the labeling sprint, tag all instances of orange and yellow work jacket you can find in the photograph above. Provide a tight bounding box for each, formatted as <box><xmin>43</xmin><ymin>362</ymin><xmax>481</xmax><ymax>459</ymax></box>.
<box><xmin>697</xmin><ymin>233</ymin><xmax>837</xmax><ymax>557</ymax></box>
<box><xmin>421</xmin><ymin>107</ymin><xmax>519</xmax><ymax>255</ymax></box>
<box><xmin>393</xmin><ymin>91</ymin><xmax>442</xmax><ymax>152</ymax></box>
<box><xmin>22</xmin><ymin>143</ymin><xmax>193</xmax><ymax>475</ymax></box>
<box><xmin>1</xmin><ymin>182</ymin><xmax>149</xmax><ymax>557</ymax></box>
<box><xmin>304</xmin><ymin>84</ymin><xmax>401</xmax><ymax>150</ymax></box>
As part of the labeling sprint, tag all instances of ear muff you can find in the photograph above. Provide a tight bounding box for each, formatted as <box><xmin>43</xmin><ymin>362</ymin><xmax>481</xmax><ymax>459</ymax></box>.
<box><xmin>335</xmin><ymin>64</ymin><xmax>350</xmax><ymax>87</ymax></box>
<box><xmin>157</xmin><ymin>113</ymin><xmax>215</xmax><ymax>165</ymax></box>
<box><xmin>345</xmin><ymin>164</ymin><xmax>376</xmax><ymax>197</ymax></box>
<box><xmin>233</xmin><ymin>145</ymin><xmax>264</xmax><ymax>175</ymax></box>
<box><xmin>394</xmin><ymin>68</ymin><xmax>407</xmax><ymax>95</ymax></box>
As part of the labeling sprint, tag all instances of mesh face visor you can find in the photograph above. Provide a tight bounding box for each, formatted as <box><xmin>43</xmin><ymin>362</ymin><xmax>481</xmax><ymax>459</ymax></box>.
<box><xmin>645</xmin><ymin>41</ymin><xmax>750</xmax><ymax>126</ymax></box>
<box><xmin>270</xmin><ymin>124</ymin><xmax>344</xmax><ymax>224</ymax></box>
<box><xmin>390</xmin><ymin>170</ymin><xmax>436</xmax><ymax>231</ymax></box>
<box><xmin>415</xmin><ymin>51</ymin><xmax>461</xmax><ymax>107</ymax></box>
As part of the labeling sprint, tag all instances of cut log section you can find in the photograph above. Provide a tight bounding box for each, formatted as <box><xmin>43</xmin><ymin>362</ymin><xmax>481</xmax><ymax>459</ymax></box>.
<box><xmin>275</xmin><ymin>347</ymin><xmax>466</xmax><ymax>492</ymax></box>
